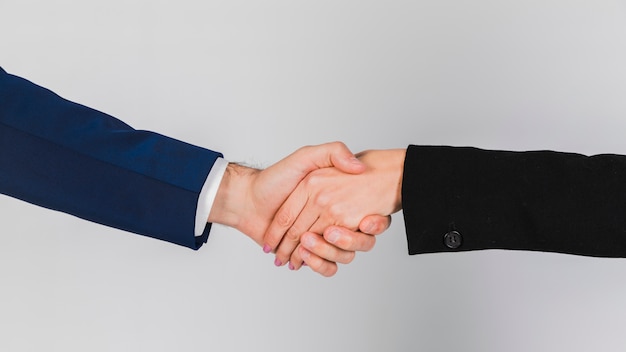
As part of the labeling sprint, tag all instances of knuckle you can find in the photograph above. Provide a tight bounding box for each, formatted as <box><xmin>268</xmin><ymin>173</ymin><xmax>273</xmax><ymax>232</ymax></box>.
<box><xmin>285</xmin><ymin>226</ymin><xmax>302</xmax><ymax>242</ymax></box>
<box><xmin>313</xmin><ymin>192</ymin><xmax>330</xmax><ymax>208</ymax></box>
<box><xmin>303</xmin><ymin>173</ymin><xmax>321</xmax><ymax>189</ymax></box>
<box><xmin>327</xmin><ymin>203</ymin><xmax>344</xmax><ymax>220</ymax></box>
<box><xmin>298</xmin><ymin>144</ymin><xmax>314</xmax><ymax>154</ymax></box>
<box><xmin>329</xmin><ymin>141</ymin><xmax>346</xmax><ymax>150</ymax></box>
<box><xmin>275</xmin><ymin>210</ymin><xmax>293</xmax><ymax>228</ymax></box>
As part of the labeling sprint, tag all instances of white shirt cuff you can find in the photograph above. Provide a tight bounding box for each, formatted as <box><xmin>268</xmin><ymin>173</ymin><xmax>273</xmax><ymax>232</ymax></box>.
<box><xmin>195</xmin><ymin>157</ymin><xmax>229</xmax><ymax>236</ymax></box>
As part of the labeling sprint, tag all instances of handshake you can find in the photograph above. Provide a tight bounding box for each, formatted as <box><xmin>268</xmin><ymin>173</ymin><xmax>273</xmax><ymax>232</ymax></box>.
<box><xmin>207</xmin><ymin>142</ymin><xmax>406</xmax><ymax>277</ymax></box>
<box><xmin>5</xmin><ymin>68</ymin><xmax>623</xmax><ymax>276</ymax></box>
<box><xmin>0</xmin><ymin>68</ymin><xmax>414</xmax><ymax>275</ymax></box>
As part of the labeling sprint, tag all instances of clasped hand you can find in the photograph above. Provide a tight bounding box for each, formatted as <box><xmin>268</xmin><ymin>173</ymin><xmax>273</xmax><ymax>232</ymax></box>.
<box><xmin>207</xmin><ymin>142</ymin><xmax>405</xmax><ymax>277</ymax></box>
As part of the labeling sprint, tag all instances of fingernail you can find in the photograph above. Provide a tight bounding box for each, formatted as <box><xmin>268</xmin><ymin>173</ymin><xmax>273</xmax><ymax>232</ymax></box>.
<box><xmin>363</xmin><ymin>221</ymin><xmax>375</xmax><ymax>234</ymax></box>
<box><xmin>263</xmin><ymin>244</ymin><xmax>271</xmax><ymax>253</ymax></box>
<box><xmin>327</xmin><ymin>229</ymin><xmax>340</xmax><ymax>244</ymax></box>
<box><xmin>350</xmin><ymin>156</ymin><xmax>362</xmax><ymax>164</ymax></box>
<box><xmin>288</xmin><ymin>262</ymin><xmax>295</xmax><ymax>270</ymax></box>
<box><xmin>274</xmin><ymin>258</ymin><xmax>282</xmax><ymax>267</ymax></box>
<box><xmin>303</xmin><ymin>234</ymin><xmax>316</xmax><ymax>248</ymax></box>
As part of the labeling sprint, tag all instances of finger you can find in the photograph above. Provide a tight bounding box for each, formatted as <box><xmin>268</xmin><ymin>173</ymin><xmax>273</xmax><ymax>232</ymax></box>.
<box><xmin>288</xmin><ymin>243</ymin><xmax>305</xmax><ymax>271</ymax></box>
<box><xmin>270</xmin><ymin>142</ymin><xmax>365</xmax><ymax>182</ymax></box>
<box><xmin>273</xmin><ymin>203</ymin><xmax>320</xmax><ymax>267</ymax></box>
<box><xmin>299</xmin><ymin>247</ymin><xmax>339</xmax><ymax>277</ymax></box>
<box><xmin>300</xmin><ymin>232</ymin><xmax>356</xmax><ymax>264</ymax></box>
<box><xmin>323</xmin><ymin>226</ymin><xmax>377</xmax><ymax>252</ymax></box>
<box><xmin>261</xmin><ymin>142</ymin><xmax>363</xmax><ymax>253</ymax></box>
<box><xmin>262</xmin><ymin>183</ymin><xmax>310</xmax><ymax>253</ymax></box>
<box><xmin>296</xmin><ymin>141</ymin><xmax>365</xmax><ymax>175</ymax></box>
<box><xmin>359</xmin><ymin>215</ymin><xmax>392</xmax><ymax>235</ymax></box>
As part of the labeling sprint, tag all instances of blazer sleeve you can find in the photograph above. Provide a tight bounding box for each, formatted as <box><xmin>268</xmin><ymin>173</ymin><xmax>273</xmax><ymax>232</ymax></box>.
<box><xmin>0</xmin><ymin>68</ymin><xmax>222</xmax><ymax>250</ymax></box>
<box><xmin>401</xmin><ymin>145</ymin><xmax>626</xmax><ymax>257</ymax></box>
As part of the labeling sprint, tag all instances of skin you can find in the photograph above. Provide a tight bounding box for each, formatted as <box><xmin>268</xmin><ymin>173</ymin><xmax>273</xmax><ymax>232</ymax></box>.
<box><xmin>262</xmin><ymin>149</ymin><xmax>407</xmax><ymax>270</ymax></box>
<box><xmin>207</xmin><ymin>142</ymin><xmax>391</xmax><ymax>277</ymax></box>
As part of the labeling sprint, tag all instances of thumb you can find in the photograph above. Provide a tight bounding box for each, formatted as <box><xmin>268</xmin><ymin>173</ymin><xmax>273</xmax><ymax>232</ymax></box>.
<box><xmin>289</xmin><ymin>141</ymin><xmax>365</xmax><ymax>176</ymax></box>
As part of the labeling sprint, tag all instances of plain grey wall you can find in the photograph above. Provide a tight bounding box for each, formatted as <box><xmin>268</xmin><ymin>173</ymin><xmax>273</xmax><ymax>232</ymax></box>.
<box><xmin>2</xmin><ymin>1</ymin><xmax>626</xmax><ymax>351</ymax></box>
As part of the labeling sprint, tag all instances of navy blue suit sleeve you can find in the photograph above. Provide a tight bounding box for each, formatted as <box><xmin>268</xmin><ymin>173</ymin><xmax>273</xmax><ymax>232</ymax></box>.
<box><xmin>0</xmin><ymin>68</ymin><xmax>222</xmax><ymax>249</ymax></box>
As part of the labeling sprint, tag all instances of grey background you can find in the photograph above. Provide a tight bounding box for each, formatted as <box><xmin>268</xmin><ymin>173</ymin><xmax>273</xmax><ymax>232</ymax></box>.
<box><xmin>2</xmin><ymin>0</ymin><xmax>626</xmax><ymax>351</ymax></box>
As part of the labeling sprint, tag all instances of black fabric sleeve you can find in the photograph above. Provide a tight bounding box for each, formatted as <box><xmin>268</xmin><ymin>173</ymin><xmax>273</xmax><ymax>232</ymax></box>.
<box><xmin>401</xmin><ymin>145</ymin><xmax>626</xmax><ymax>257</ymax></box>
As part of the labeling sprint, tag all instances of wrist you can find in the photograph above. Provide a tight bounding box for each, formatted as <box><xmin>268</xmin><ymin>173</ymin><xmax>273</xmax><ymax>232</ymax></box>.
<box><xmin>393</xmin><ymin>149</ymin><xmax>406</xmax><ymax>212</ymax></box>
<box><xmin>207</xmin><ymin>163</ymin><xmax>258</xmax><ymax>229</ymax></box>
<box><xmin>384</xmin><ymin>149</ymin><xmax>406</xmax><ymax>213</ymax></box>
<box><xmin>358</xmin><ymin>148</ymin><xmax>406</xmax><ymax>214</ymax></box>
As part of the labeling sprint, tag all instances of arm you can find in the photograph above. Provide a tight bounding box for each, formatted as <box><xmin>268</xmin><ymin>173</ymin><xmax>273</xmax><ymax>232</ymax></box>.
<box><xmin>403</xmin><ymin>145</ymin><xmax>626</xmax><ymax>257</ymax></box>
<box><xmin>0</xmin><ymin>68</ymin><xmax>388</xmax><ymax>274</ymax></box>
<box><xmin>268</xmin><ymin>145</ymin><xmax>626</xmax><ymax>261</ymax></box>
<box><xmin>0</xmin><ymin>67</ymin><xmax>220</xmax><ymax>249</ymax></box>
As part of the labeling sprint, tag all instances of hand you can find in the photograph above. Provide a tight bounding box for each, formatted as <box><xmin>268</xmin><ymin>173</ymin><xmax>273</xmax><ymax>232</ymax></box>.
<box><xmin>207</xmin><ymin>142</ymin><xmax>390</xmax><ymax>276</ymax></box>
<box><xmin>263</xmin><ymin>149</ymin><xmax>406</xmax><ymax>268</ymax></box>
<box><xmin>289</xmin><ymin>216</ymin><xmax>392</xmax><ymax>277</ymax></box>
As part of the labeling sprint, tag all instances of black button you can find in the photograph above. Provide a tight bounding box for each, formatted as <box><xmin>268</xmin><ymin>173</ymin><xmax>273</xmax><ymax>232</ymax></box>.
<box><xmin>444</xmin><ymin>231</ymin><xmax>462</xmax><ymax>249</ymax></box>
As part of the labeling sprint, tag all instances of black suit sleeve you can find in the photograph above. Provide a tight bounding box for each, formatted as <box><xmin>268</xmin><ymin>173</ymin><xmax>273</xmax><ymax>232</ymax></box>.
<box><xmin>401</xmin><ymin>145</ymin><xmax>626</xmax><ymax>257</ymax></box>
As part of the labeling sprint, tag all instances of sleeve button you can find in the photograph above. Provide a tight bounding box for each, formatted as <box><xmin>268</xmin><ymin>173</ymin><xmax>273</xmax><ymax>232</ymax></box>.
<box><xmin>443</xmin><ymin>231</ymin><xmax>462</xmax><ymax>249</ymax></box>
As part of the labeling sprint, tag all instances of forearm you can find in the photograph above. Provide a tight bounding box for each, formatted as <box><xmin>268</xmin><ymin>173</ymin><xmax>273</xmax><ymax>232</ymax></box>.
<box><xmin>402</xmin><ymin>145</ymin><xmax>626</xmax><ymax>257</ymax></box>
<box><xmin>0</xmin><ymin>68</ymin><xmax>222</xmax><ymax>249</ymax></box>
